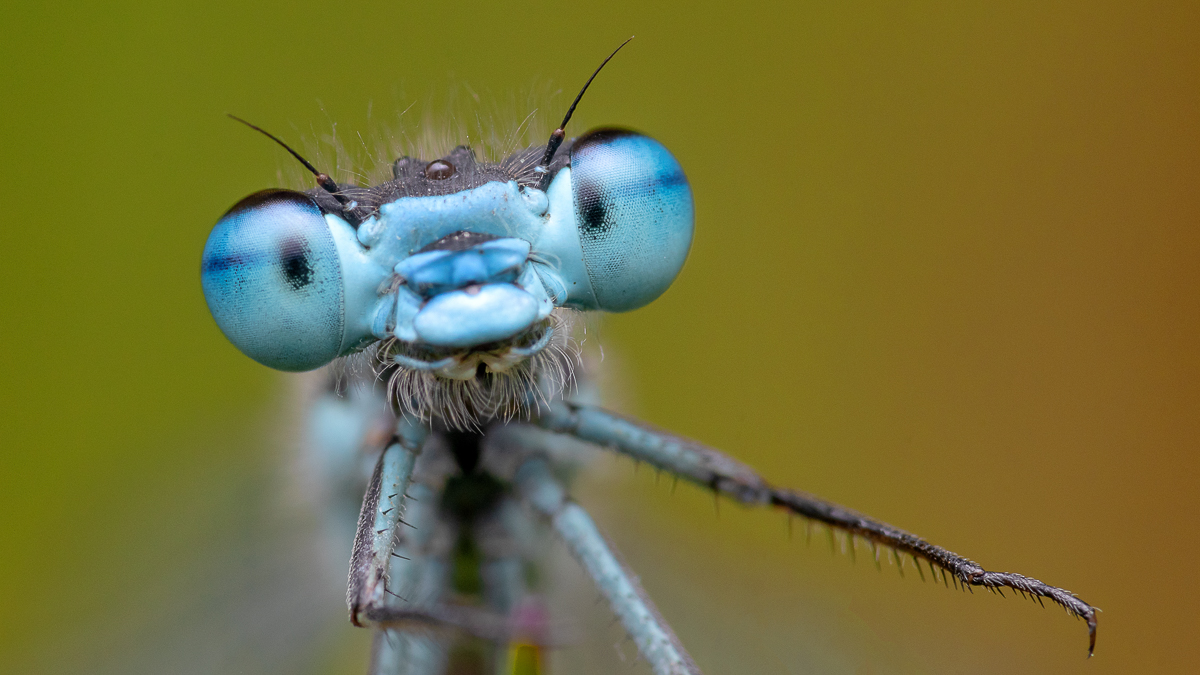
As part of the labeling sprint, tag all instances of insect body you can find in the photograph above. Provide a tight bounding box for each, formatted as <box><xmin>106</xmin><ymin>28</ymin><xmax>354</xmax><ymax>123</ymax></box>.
<box><xmin>200</xmin><ymin>47</ymin><xmax>1096</xmax><ymax>675</ymax></box>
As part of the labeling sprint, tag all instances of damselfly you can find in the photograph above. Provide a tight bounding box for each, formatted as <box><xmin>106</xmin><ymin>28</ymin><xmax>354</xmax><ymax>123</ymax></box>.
<box><xmin>200</xmin><ymin>41</ymin><xmax>1097</xmax><ymax>675</ymax></box>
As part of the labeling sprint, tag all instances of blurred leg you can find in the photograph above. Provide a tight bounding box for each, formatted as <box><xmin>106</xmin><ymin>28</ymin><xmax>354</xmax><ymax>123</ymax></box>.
<box><xmin>477</xmin><ymin>497</ymin><xmax>550</xmax><ymax>675</ymax></box>
<box><xmin>515</xmin><ymin>457</ymin><xmax>702</xmax><ymax>675</ymax></box>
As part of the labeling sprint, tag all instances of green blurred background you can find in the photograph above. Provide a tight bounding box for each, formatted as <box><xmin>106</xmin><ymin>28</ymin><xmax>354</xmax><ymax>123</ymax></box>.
<box><xmin>2</xmin><ymin>1</ymin><xmax>1197</xmax><ymax>673</ymax></box>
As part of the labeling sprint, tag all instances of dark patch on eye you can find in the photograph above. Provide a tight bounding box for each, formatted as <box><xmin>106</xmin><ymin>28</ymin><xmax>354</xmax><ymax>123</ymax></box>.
<box><xmin>572</xmin><ymin>127</ymin><xmax>638</xmax><ymax>151</ymax></box>
<box><xmin>575</xmin><ymin>176</ymin><xmax>611</xmax><ymax>240</ymax></box>
<box><xmin>279</xmin><ymin>236</ymin><xmax>314</xmax><ymax>290</ymax></box>
<box><xmin>224</xmin><ymin>189</ymin><xmax>323</xmax><ymax>220</ymax></box>
<box><xmin>654</xmin><ymin>168</ymin><xmax>688</xmax><ymax>190</ymax></box>
<box><xmin>201</xmin><ymin>253</ymin><xmax>242</xmax><ymax>274</ymax></box>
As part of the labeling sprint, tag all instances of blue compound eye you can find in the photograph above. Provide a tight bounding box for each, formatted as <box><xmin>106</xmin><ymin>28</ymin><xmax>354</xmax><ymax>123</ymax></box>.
<box><xmin>570</xmin><ymin>129</ymin><xmax>694</xmax><ymax>312</ymax></box>
<box><xmin>201</xmin><ymin>189</ymin><xmax>345</xmax><ymax>371</ymax></box>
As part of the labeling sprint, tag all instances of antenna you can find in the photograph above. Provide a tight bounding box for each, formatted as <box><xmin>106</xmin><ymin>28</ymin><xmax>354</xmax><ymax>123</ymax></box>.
<box><xmin>535</xmin><ymin>36</ymin><xmax>634</xmax><ymax>189</ymax></box>
<box><xmin>227</xmin><ymin>114</ymin><xmax>349</xmax><ymax>205</ymax></box>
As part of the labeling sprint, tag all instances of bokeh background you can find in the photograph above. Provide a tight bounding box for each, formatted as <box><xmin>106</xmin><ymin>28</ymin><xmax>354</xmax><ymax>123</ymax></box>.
<box><xmin>2</xmin><ymin>1</ymin><xmax>1197</xmax><ymax>673</ymax></box>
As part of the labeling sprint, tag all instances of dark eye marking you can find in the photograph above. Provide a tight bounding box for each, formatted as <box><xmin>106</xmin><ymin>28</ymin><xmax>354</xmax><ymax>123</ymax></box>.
<box><xmin>201</xmin><ymin>253</ymin><xmax>242</xmax><ymax>274</ymax></box>
<box><xmin>279</xmin><ymin>236</ymin><xmax>314</xmax><ymax>290</ymax></box>
<box><xmin>575</xmin><ymin>177</ymin><xmax>611</xmax><ymax>239</ymax></box>
<box><xmin>574</xmin><ymin>168</ymin><xmax>687</xmax><ymax>241</ymax></box>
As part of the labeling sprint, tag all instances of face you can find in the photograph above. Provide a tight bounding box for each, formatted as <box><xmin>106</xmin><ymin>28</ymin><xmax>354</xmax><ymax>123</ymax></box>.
<box><xmin>201</xmin><ymin>128</ymin><xmax>694</xmax><ymax>422</ymax></box>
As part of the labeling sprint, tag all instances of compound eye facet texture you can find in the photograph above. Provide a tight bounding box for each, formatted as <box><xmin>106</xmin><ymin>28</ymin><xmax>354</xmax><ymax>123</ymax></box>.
<box><xmin>201</xmin><ymin>189</ymin><xmax>345</xmax><ymax>371</ymax></box>
<box><xmin>570</xmin><ymin>128</ymin><xmax>694</xmax><ymax>312</ymax></box>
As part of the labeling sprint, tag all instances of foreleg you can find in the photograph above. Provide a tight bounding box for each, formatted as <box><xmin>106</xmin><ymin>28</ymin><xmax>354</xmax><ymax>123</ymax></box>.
<box><xmin>348</xmin><ymin>416</ymin><xmax>428</xmax><ymax>627</ymax></box>
<box><xmin>536</xmin><ymin>401</ymin><xmax>1098</xmax><ymax>656</ymax></box>
<box><xmin>346</xmin><ymin>418</ymin><xmax>507</xmax><ymax>675</ymax></box>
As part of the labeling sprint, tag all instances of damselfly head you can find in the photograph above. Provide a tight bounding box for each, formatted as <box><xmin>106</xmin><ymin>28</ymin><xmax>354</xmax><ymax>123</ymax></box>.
<box><xmin>201</xmin><ymin>42</ymin><xmax>694</xmax><ymax>426</ymax></box>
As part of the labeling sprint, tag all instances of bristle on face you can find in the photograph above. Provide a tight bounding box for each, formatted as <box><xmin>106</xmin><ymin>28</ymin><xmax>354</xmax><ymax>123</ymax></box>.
<box><xmin>361</xmin><ymin>309</ymin><xmax>580</xmax><ymax>430</ymax></box>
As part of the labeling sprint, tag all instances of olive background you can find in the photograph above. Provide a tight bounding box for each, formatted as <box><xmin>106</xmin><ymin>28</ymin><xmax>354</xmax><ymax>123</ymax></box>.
<box><xmin>2</xmin><ymin>2</ymin><xmax>1197</xmax><ymax>674</ymax></box>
